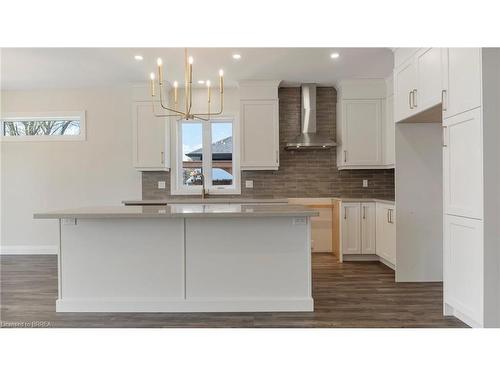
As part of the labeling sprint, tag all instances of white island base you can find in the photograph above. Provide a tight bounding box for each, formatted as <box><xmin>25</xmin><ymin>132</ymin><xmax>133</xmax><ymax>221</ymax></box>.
<box><xmin>47</xmin><ymin>208</ymin><xmax>315</xmax><ymax>313</ymax></box>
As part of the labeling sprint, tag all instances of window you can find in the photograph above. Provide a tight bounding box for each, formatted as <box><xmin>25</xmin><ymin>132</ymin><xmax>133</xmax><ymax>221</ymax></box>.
<box><xmin>0</xmin><ymin>112</ymin><xmax>86</xmax><ymax>141</ymax></box>
<box><xmin>173</xmin><ymin>118</ymin><xmax>240</xmax><ymax>195</ymax></box>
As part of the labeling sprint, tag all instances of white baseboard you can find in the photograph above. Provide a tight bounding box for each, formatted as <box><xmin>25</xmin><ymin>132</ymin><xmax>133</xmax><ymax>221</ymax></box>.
<box><xmin>0</xmin><ymin>245</ymin><xmax>58</xmax><ymax>255</ymax></box>
<box><xmin>56</xmin><ymin>297</ymin><xmax>314</xmax><ymax>312</ymax></box>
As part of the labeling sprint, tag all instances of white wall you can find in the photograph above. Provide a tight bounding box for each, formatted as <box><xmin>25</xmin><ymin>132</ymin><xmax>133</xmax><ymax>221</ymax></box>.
<box><xmin>395</xmin><ymin>122</ymin><xmax>443</xmax><ymax>282</ymax></box>
<box><xmin>1</xmin><ymin>87</ymin><xmax>142</xmax><ymax>253</ymax></box>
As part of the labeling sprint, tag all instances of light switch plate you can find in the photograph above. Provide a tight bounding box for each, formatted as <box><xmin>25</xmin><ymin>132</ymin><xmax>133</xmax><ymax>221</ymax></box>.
<box><xmin>293</xmin><ymin>217</ymin><xmax>306</xmax><ymax>225</ymax></box>
<box><xmin>158</xmin><ymin>181</ymin><xmax>166</xmax><ymax>189</ymax></box>
<box><xmin>363</xmin><ymin>179</ymin><xmax>368</xmax><ymax>188</ymax></box>
<box><xmin>245</xmin><ymin>180</ymin><xmax>254</xmax><ymax>188</ymax></box>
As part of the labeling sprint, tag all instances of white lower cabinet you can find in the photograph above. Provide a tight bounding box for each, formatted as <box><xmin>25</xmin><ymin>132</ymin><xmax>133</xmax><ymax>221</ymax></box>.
<box><xmin>444</xmin><ymin>214</ymin><xmax>484</xmax><ymax>327</ymax></box>
<box><xmin>361</xmin><ymin>203</ymin><xmax>376</xmax><ymax>254</ymax></box>
<box><xmin>341</xmin><ymin>203</ymin><xmax>362</xmax><ymax>254</ymax></box>
<box><xmin>341</xmin><ymin>202</ymin><xmax>377</xmax><ymax>256</ymax></box>
<box><xmin>375</xmin><ymin>203</ymin><xmax>396</xmax><ymax>265</ymax></box>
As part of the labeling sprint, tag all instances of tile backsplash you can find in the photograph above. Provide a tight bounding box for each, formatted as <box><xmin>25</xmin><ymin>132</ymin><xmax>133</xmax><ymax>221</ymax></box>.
<box><xmin>142</xmin><ymin>87</ymin><xmax>394</xmax><ymax>200</ymax></box>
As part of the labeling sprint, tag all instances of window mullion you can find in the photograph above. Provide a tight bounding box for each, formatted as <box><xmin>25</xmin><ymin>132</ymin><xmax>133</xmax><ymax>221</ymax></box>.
<box><xmin>202</xmin><ymin>121</ymin><xmax>212</xmax><ymax>190</ymax></box>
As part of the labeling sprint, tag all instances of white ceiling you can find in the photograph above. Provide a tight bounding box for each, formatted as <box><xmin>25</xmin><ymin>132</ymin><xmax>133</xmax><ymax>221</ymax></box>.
<box><xmin>1</xmin><ymin>48</ymin><xmax>394</xmax><ymax>90</ymax></box>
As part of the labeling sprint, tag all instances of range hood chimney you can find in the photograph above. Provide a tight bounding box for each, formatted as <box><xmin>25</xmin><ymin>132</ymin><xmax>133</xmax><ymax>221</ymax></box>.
<box><xmin>285</xmin><ymin>84</ymin><xmax>336</xmax><ymax>150</ymax></box>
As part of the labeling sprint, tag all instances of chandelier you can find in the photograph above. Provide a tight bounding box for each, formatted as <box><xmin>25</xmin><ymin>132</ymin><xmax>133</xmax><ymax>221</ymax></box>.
<box><xmin>149</xmin><ymin>48</ymin><xmax>224</xmax><ymax>121</ymax></box>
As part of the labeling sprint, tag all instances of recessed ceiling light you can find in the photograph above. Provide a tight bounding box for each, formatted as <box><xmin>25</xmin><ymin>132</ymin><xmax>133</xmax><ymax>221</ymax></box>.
<box><xmin>134</xmin><ymin>55</ymin><xmax>143</xmax><ymax>61</ymax></box>
<box><xmin>330</xmin><ymin>52</ymin><xmax>340</xmax><ymax>59</ymax></box>
<box><xmin>232</xmin><ymin>54</ymin><xmax>241</xmax><ymax>60</ymax></box>
<box><xmin>198</xmin><ymin>80</ymin><xmax>205</xmax><ymax>84</ymax></box>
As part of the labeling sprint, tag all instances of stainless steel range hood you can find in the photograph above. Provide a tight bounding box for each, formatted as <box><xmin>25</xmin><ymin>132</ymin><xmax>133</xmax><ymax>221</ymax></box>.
<box><xmin>285</xmin><ymin>83</ymin><xmax>336</xmax><ymax>150</ymax></box>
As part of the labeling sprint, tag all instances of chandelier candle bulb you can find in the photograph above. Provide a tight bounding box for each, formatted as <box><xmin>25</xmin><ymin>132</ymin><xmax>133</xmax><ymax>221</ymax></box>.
<box><xmin>173</xmin><ymin>81</ymin><xmax>178</xmax><ymax>104</ymax></box>
<box><xmin>157</xmin><ymin>58</ymin><xmax>164</xmax><ymax>84</ymax></box>
<box><xmin>149</xmin><ymin>73</ymin><xmax>156</xmax><ymax>97</ymax></box>
<box><xmin>219</xmin><ymin>69</ymin><xmax>224</xmax><ymax>94</ymax></box>
<box><xmin>188</xmin><ymin>56</ymin><xmax>193</xmax><ymax>83</ymax></box>
<box><xmin>207</xmin><ymin>80</ymin><xmax>211</xmax><ymax>103</ymax></box>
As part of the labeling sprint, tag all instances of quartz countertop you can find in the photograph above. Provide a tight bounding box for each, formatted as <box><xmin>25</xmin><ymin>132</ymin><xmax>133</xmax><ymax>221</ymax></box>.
<box><xmin>333</xmin><ymin>197</ymin><xmax>395</xmax><ymax>204</ymax></box>
<box><xmin>34</xmin><ymin>204</ymin><xmax>319</xmax><ymax>219</ymax></box>
<box><xmin>122</xmin><ymin>198</ymin><xmax>289</xmax><ymax>205</ymax></box>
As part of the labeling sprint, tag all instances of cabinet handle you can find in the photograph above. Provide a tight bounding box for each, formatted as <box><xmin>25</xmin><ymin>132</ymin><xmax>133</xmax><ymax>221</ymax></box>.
<box><xmin>363</xmin><ymin>206</ymin><xmax>366</xmax><ymax>219</ymax></box>
<box><xmin>387</xmin><ymin>209</ymin><xmax>390</xmax><ymax>223</ymax></box>
<box><xmin>344</xmin><ymin>150</ymin><xmax>347</xmax><ymax>163</ymax></box>
<box><xmin>160</xmin><ymin>151</ymin><xmax>164</xmax><ymax>164</ymax></box>
<box><xmin>442</xmin><ymin>126</ymin><xmax>448</xmax><ymax>148</ymax></box>
<box><xmin>276</xmin><ymin>150</ymin><xmax>279</xmax><ymax>164</ymax></box>
<box><xmin>344</xmin><ymin>207</ymin><xmax>347</xmax><ymax>220</ymax></box>
<box><xmin>412</xmin><ymin>89</ymin><xmax>418</xmax><ymax>108</ymax></box>
<box><xmin>442</xmin><ymin>89</ymin><xmax>447</xmax><ymax>111</ymax></box>
<box><xmin>409</xmin><ymin>91</ymin><xmax>413</xmax><ymax>109</ymax></box>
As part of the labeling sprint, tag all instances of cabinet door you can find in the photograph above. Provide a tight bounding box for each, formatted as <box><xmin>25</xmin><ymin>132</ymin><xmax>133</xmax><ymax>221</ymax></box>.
<box><xmin>415</xmin><ymin>48</ymin><xmax>444</xmax><ymax>112</ymax></box>
<box><xmin>132</xmin><ymin>102</ymin><xmax>168</xmax><ymax>170</ymax></box>
<box><xmin>341</xmin><ymin>203</ymin><xmax>361</xmax><ymax>254</ymax></box>
<box><xmin>386</xmin><ymin>207</ymin><xmax>396</xmax><ymax>265</ymax></box>
<box><xmin>394</xmin><ymin>59</ymin><xmax>417</xmax><ymax>122</ymax></box>
<box><xmin>444</xmin><ymin>214</ymin><xmax>484</xmax><ymax>326</ymax></box>
<box><xmin>376</xmin><ymin>203</ymin><xmax>396</xmax><ymax>264</ymax></box>
<box><xmin>443</xmin><ymin>108</ymin><xmax>483</xmax><ymax>220</ymax></box>
<box><xmin>240</xmin><ymin>100</ymin><xmax>279</xmax><ymax>170</ymax></box>
<box><xmin>444</xmin><ymin>48</ymin><xmax>482</xmax><ymax>119</ymax></box>
<box><xmin>361</xmin><ymin>203</ymin><xmax>376</xmax><ymax>254</ymax></box>
<box><xmin>341</xmin><ymin>100</ymin><xmax>382</xmax><ymax>166</ymax></box>
<box><xmin>384</xmin><ymin>95</ymin><xmax>395</xmax><ymax>165</ymax></box>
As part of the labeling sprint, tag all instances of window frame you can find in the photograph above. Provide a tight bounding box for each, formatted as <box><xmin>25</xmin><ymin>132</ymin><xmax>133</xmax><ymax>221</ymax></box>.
<box><xmin>0</xmin><ymin>111</ymin><xmax>86</xmax><ymax>142</ymax></box>
<box><xmin>171</xmin><ymin>115</ymin><xmax>240</xmax><ymax>196</ymax></box>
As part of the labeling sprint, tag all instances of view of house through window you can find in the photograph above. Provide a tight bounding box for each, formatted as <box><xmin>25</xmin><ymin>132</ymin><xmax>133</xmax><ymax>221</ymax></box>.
<box><xmin>180</xmin><ymin>119</ymin><xmax>235</xmax><ymax>192</ymax></box>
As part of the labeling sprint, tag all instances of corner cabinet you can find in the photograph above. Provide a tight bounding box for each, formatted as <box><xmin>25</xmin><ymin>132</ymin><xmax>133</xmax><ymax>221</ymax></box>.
<box><xmin>336</xmin><ymin>79</ymin><xmax>394</xmax><ymax>169</ymax></box>
<box><xmin>132</xmin><ymin>101</ymin><xmax>169</xmax><ymax>171</ymax></box>
<box><xmin>239</xmin><ymin>80</ymin><xmax>281</xmax><ymax>170</ymax></box>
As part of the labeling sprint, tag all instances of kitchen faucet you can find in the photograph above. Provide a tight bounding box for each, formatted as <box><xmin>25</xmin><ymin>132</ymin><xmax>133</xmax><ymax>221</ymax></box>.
<box><xmin>199</xmin><ymin>173</ymin><xmax>208</xmax><ymax>200</ymax></box>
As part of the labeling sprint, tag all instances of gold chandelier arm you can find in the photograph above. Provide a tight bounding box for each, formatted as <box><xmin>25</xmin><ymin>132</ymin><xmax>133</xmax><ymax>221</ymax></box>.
<box><xmin>157</xmin><ymin>83</ymin><xmax>186</xmax><ymax>116</ymax></box>
<box><xmin>192</xmin><ymin>91</ymin><xmax>224</xmax><ymax>117</ymax></box>
<box><xmin>192</xmin><ymin>115</ymin><xmax>210</xmax><ymax>121</ymax></box>
<box><xmin>151</xmin><ymin>101</ymin><xmax>183</xmax><ymax>118</ymax></box>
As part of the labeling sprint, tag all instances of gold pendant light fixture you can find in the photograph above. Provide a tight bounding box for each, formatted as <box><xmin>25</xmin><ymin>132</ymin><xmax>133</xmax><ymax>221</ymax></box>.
<box><xmin>149</xmin><ymin>48</ymin><xmax>224</xmax><ymax>121</ymax></box>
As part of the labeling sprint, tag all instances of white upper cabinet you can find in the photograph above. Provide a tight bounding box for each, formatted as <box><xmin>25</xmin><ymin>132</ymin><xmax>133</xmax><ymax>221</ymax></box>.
<box><xmin>443</xmin><ymin>108</ymin><xmax>483</xmax><ymax>220</ymax></box>
<box><xmin>337</xmin><ymin>80</ymin><xmax>392</xmax><ymax>169</ymax></box>
<box><xmin>443</xmin><ymin>48</ymin><xmax>482</xmax><ymax>119</ymax></box>
<box><xmin>341</xmin><ymin>203</ymin><xmax>362</xmax><ymax>255</ymax></box>
<box><xmin>415</xmin><ymin>48</ymin><xmax>445</xmax><ymax>112</ymax></box>
<box><xmin>132</xmin><ymin>101</ymin><xmax>169</xmax><ymax>171</ymax></box>
<box><xmin>394</xmin><ymin>48</ymin><xmax>445</xmax><ymax>122</ymax></box>
<box><xmin>340</xmin><ymin>99</ymin><xmax>382</xmax><ymax>166</ymax></box>
<box><xmin>361</xmin><ymin>203</ymin><xmax>376</xmax><ymax>254</ymax></box>
<box><xmin>239</xmin><ymin>81</ymin><xmax>280</xmax><ymax>170</ymax></box>
<box><xmin>394</xmin><ymin>58</ymin><xmax>417</xmax><ymax>122</ymax></box>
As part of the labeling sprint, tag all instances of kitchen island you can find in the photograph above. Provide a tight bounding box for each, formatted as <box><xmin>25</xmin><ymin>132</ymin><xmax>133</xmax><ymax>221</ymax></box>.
<box><xmin>34</xmin><ymin>204</ymin><xmax>318</xmax><ymax>313</ymax></box>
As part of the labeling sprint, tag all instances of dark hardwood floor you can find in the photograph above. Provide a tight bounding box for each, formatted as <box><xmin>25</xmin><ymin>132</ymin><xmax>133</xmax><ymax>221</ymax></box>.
<box><xmin>0</xmin><ymin>254</ymin><xmax>467</xmax><ymax>328</ymax></box>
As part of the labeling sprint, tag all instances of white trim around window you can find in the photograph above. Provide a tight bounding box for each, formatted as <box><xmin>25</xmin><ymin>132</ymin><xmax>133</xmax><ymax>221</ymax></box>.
<box><xmin>170</xmin><ymin>114</ymin><xmax>240</xmax><ymax>195</ymax></box>
<box><xmin>0</xmin><ymin>111</ymin><xmax>86</xmax><ymax>142</ymax></box>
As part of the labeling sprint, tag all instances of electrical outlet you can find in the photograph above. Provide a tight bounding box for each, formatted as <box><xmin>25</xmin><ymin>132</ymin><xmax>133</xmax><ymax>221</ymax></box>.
<box><xmin>363</xmin><ymin>179</ymin><xmax>368</xmax><ymax>188</ymax></box>
<box><xmin>245</xmin><ymin>180</ymin><xmax>254</xmax><ymax>188</ymax></box>
<box><xmin>158</xmin><ymin>181</ymin><xmax>166</xmax><ymax>189</ymax></box>
<box><xmin>293</xmin><ymin>217</ymin><xmax>306</xmax><ymax>225</ymax></box>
